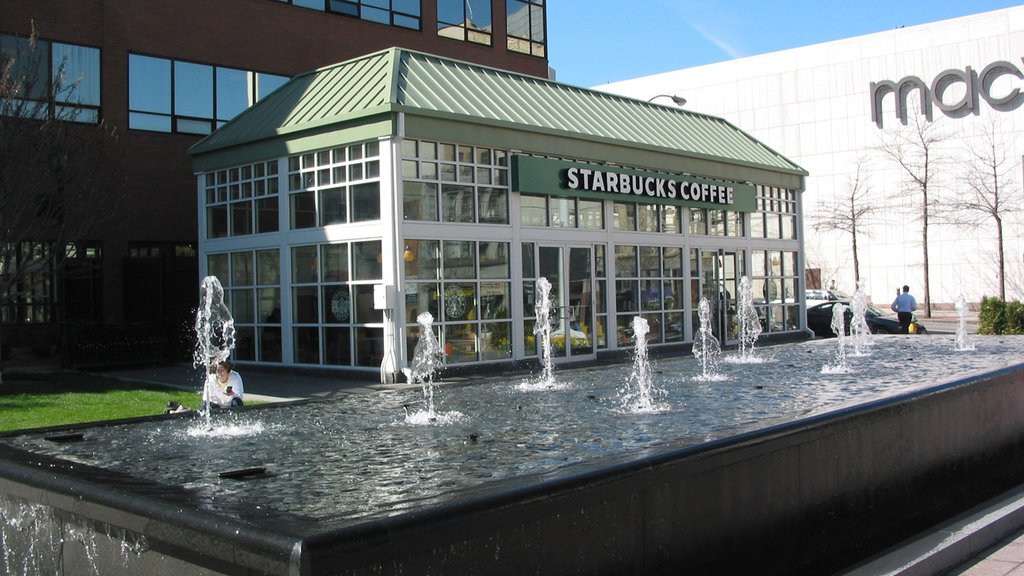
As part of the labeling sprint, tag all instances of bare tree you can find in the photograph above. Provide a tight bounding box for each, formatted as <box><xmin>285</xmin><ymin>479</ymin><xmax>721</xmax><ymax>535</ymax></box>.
<box><xmin>813</xmin><ymin>155</ymin><xmax>876</xmax><ymax>286</ymax></box>
<box><xmin>951</xmin><ymin>118</ymin><xmax>1020</xmax><ymax>301</ymax></box>
<box><xmin>0</xmin><ymin>28</ymin><xmax>123</xmax><ymax>352</ymax></box>
<box><xmin>876</xmin><ymin>114</ymin><xmax>950</xmax><ymax>318</ymax></box>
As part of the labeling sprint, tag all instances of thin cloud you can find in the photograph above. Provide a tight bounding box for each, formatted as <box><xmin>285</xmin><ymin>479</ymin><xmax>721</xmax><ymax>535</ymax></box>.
<box><xmin>689</xmin><ymin>21</ymin><xmax>746</xmax><ymax>60</ymax></box>
<box><xmin>655</xmin><ymin>0</ymin><xmax>747</xmax><ymax>60</ymax></box>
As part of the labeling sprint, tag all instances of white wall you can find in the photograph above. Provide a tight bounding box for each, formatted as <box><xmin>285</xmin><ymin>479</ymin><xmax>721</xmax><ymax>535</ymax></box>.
<box><xmin>599</xmin><ymin>7</ymin><xmax>1024</xmax><ymax>310</ymax></box>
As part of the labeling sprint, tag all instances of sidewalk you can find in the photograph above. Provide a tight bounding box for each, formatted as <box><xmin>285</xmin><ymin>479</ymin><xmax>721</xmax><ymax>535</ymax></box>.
<box><xmin>916</xmin><ymin>311</ymin><xmax>976</xmax><ymax>335</ymax></box>
<box><xmin>838</xmin><ymin>483</ymin><xmax>1024</xmax><ymax>576</ymax></box>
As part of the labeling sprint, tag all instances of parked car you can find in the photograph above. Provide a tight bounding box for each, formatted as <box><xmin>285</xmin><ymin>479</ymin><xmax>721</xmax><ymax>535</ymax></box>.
<box><xmin>805</xmin><ymin>288</ymin><xmax>851</xmax><ymax>306</ymax></box>
<box><xmin>806</xmin><ymin>301</ymin><xmax>926</xmax><ymax>338</ymax></box>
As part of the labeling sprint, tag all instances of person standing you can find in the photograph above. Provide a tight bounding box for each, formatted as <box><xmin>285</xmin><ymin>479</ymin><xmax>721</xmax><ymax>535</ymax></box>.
<box><xmin>891</xmin><ymin>285</ymin><xmax>918</xmax><ymax>334</ymax></box>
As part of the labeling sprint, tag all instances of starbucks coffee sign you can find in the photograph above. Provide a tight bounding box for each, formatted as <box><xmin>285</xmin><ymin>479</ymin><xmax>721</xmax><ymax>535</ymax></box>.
<box><xmin>870</xmin><ymin>59</ymin><xmax>1024</xmax><ymax>128</ymax></box>
<box><xmin>511</xmin><ymin>156</ymin><xmax>756</xmax><ymax>212</ymax></box>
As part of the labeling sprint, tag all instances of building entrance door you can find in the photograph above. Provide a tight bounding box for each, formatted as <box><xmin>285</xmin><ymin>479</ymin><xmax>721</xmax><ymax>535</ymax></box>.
<box><xmin>535</xmin><ymin>245</ymin><xmax>595</xmax><ymax>359</ymax></box>
<box><xmin>695</xmin><ymin>249</ymin><xmax>739</xmax><ymax>344</ymax></box>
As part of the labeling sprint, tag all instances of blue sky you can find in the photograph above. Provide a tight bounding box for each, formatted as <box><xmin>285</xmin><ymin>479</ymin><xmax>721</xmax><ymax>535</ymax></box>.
<box><xmin>547</xmin><ymin>1</ymin><xmax>1024</xmax><ymax>88</ymax></box>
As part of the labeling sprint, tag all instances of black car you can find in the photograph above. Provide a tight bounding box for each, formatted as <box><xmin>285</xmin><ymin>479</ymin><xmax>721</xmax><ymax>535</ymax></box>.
<box><xmin>806</xmin><ymin>301</ymin><xmax>926</xmax><ymax>338</ymax></box>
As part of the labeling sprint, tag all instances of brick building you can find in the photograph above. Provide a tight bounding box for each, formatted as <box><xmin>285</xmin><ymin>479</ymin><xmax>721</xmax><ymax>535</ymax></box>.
<box><xmin>0</xmin><ymin>0</ymin><xmax>548</xmax><ymax>360</ymax></box>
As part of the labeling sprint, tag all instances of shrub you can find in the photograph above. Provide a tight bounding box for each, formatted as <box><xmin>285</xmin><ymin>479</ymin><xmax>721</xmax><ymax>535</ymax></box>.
<box><xmin>978</xmin><ymin>296</ymin><xmax>1006</xmax><ymax>335</ymax></box>
<box><xmin>1007</xmin><ymin>301</ymin><xmax>1024</xmax><ymax>334</ymax></box>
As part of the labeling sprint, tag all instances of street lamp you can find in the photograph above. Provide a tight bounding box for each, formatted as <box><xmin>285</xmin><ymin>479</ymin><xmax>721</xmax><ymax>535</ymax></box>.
<box><xmin>647</xmin><ymin>94</ymin><xmax>687</xmax><ymax>107</ymax></box>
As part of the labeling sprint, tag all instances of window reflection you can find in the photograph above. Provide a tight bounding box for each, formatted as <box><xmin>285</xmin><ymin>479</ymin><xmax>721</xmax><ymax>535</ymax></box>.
<box><xmin>208</xmin><ymin>249</ymin><xmax>282</xmax><ymax>363</ymax></box>
<box><xmin>129</xmin><ymin>55</ymin><xmax>170</xmax><ymax>115</ymax></box>
<box><xmin>217</xmin><ymin>67</ymin><xmax>248</xmax><ymax>121</ymax></box>
<box><xmin>53</xmin><ymin>42</ymin><xmax>100</xmax><ymax>107</ymax></box>
<box><xmin>278</xmin><ymin>0</ymin><xmax>420</xmax><ymax>29</ymax></box>
<box><xmin>403</xmin><ymin>139</ymin><xmax>509</xmax><ymax>225</ymax></box>
<box><xmin>1</xmin><ymin>35</ymin><xmax>102</xmax><ymax>123</ymax></box>
<box><xmin>506</xmin><ymin>0</ymin><xmax>546</xmax><ymax>56</ymax></box>
<box><xmin>128</xmin><ymin>53</ymin><xmax>288</xmax><ymax>133</ymax></box>
<box><xmin>438</xmin><ymin>0</ymin><xmax>492</xmax><ymax>45</ymax></box>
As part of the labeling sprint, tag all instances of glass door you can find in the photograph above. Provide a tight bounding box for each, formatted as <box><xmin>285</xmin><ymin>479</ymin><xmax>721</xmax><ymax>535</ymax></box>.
<box><xmin>533</xmin><ymin>245</ymin><xmax>595</xmax><ymax>359</ymax></box>
<box><xmin>694</xmin><ymin>249</ymin><xmax>739</xmax><ymax>344</ymax></box>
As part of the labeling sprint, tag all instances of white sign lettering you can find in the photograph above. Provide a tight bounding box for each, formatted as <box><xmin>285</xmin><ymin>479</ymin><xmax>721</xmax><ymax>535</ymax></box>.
<box><xmin>566</xmin><ymin>167</ymin><xmax>735</xmax><ymax>205</ymax></box>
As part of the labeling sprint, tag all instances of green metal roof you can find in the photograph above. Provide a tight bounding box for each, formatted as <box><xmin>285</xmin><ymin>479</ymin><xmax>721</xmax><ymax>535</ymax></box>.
<box><xmin>189</xmin><ymin>48</ymin><xmax>805</xmax><ymax>178</ymax></box>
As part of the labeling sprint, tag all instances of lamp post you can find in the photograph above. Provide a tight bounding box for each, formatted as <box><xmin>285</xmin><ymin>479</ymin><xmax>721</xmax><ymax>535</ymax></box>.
<box><xmin>647</xmin><ymin>94</ymin><xmax>687</xmax><ymax>107</ymax></box>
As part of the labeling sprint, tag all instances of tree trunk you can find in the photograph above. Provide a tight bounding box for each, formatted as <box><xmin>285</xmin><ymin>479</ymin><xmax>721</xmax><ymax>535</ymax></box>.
<box><xmin>996</xmin><ymin>215</ymin><xmax>1006</xmax><ymax>300</ymax></box>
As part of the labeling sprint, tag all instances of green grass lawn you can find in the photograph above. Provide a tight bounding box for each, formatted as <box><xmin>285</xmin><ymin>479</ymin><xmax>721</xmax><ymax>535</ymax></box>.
<box><xmin>0</xmin><ymin>371</ymin><xmax>204</xmax><ymax>433</ymax></box>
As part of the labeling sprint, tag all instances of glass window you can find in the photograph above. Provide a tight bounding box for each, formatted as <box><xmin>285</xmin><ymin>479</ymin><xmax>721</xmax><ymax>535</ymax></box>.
<box><xmin>208</xmin><ymin>249</ymin><xmax>282</xmax><ymax>362</ymax></box>
<box><xmin>478</xmin><ymin>188</ymin><xmax>507</xmax><ymax>224</ymax></box>
<box><xmin>506</xmin><ymin>0</ymin><xmax>546</xmax><ymax>56</ymax></box>
<box><xmin>319</xmin><ymin>187</ymin><xmax>347</xmax><ymax>226</ymax></box>
<box><xmin>520</xmin><ymin>195</ymin><xmax>547</xmax><ymax>226</ymax></box>
<box><xmin>479</xmin><ymin>242</ymin><xmax>509</xmax><ymax>279</ymax></box>
<box><xmin>2</xmin><ymin>35</ymin><xmax>47</xmax><ymax>102</ymax></box>
<box><xmin>442</xmin><ymin>184</ymin><xmax>475</xmax><ymax>222</ymax></box>
<box><xmin>231</xmin><ymin>202</ymin><xmax>253</xmax><ymax>235</ymax></box>
<box><xmin>549</xmin><ymin>197</ymin><xmax>576</xmax><ymax>228</ymax></box>
<box><xmin>438</xmin><ymin>0</ymin><xmax>492</xmax><ymax>45</ymax></box>
<box><xmin>637</xmin><ymin>204</ymin><xmax>659</xmax><ymax>232</ymax></box>
<box><xmin>353</xmin><ymin>241</ymin><xmax>382</xmax><ymax>281</ymax></box>
<box><xmin>129</xmin><ymin>52</ymin><xmax>290</xmax><ymax>133</ymax></box>
<box><xmin>404</xmin><ymin>181</ymin><xmax>438</xmax><ymax>221</ymax></box>
<box><xmin>0</xmin><ymin>35</ymin><xmax>102</xmax><ymax>123</ymax></box>
<box><xmin>129</xmin><ymin>54</ymin><xmax>171</xmax><ymax>117</ymax></box>
<box><xmin>53</xmin><ymin>42</ymin><xmax>100</xmax><ymax>108</ymax></box>
<box><xmin>257</xmin><ymin>73</ymin><xmax>289</xmax><ymax>100</ymax></box>
<box><xmin>216</xmin><ymin>67</ymin><xmax>248</xmax><ymax>121</ymax></box>
<box><xmin>688</xmin><ymin>208</ymin><xmax>708</xmax><ymax>235</ymax></box>
<box><xmin>328</xmin><ymin>0</ymin><xmax>357</xmax><ymax>15</ymax></box>
<box><xmin>280</xmin><ymin>0</ymin><xmax>419</xmax><ymax>28</ymax></box>
<box><xmin>405</xmin><ymin>240</ymin><xmax>440</xmax><ymax>280</ymax></box>
<box><xmin>639</xmin><ymin>247</ymin><xmax>660</xmax><ymax>277</ymax></box>
<box><xmin>404</xmin><ymin>139</ymin><xmax>509</xmax><ymax>225</ymax></box>
<box><xmin>661</xmin><ymin>205</ymin><xmax>680</xmax><ymax>233</ymax></box>
<box><xmin>292</xmin><ymin>246</ymin><xmax>319</xmax><ymax>283</ymax></box>
<box><xmin>207</xmin><ymin>206</ymin><xmax>228</xmax><ymax>238</ymax></box>
<box><xmin>321</xmin><ymin>243</ymin><xmax>349</xmax><ymax>282</ymax></box>
<box><xmin>615</xmin><ymin>245</ymin><xmax>637</xmax><ymax>278</ymax></box>
<box><xmin>257</xmin><ymin>250</ymin><xmax>280</xmax><ymax>285</ymax></box>
<box><xmin>613</xmin><ymin>202</ymin><xmax>636</xmax><ymax>231</ymax></box>
<box><xmin>256</xmin><ymin>197</ymin><xmax>279</xmax><ymax>234</ymax></box>
<box><xmin>579</xmin><ymin>199</ymin><xmax>603</xmax><ymax>230</ymax></box>
<box><xmin>444</xmin><ymin>240</ymin><xmax>476</xmax><ymax>280</ymax></box>
<box><xmin>351</xmin><ymin>182</ymin><xmax>380</xmax><ymax>221</ymax></box>
<box><xmin>290</xmin><ymin>191</ymin><xmax>316</xmax><ymax>229</ymax></box>
<box><xmin>174</xmin><ymin>61</ymin><xmax>213</xmax><ymax>120</ymax></box>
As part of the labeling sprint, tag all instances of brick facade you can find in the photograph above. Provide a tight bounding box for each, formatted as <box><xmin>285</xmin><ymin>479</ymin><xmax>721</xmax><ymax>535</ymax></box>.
<box><xmin>0</xmin><ymin>0</ymin><xmax>548</xmax><ymax>336</ymax></box>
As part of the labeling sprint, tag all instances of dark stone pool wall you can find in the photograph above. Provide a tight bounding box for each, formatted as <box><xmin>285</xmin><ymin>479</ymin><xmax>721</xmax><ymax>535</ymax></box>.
<box><xmin>3</xmin><ymin>363</ymin><xmax>1024</xmax><ymax>575</ymax></box>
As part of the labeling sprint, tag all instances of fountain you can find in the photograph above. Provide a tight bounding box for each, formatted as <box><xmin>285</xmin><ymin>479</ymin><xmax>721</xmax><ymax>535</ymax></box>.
<box><xmin>954</xmin><ymin>293</ymin><xmax>976</xmax><ymax>352</ymax></box>
<box><xmin>823</xmin><ymin>302</ymin><xmax>851</xmax><ymax>373</ymax></box>
<box><xmin>692</xmin><ymin>296</ymin><xmax>723</xmax><ymax>380</ymax></box>
<box><xmin>731</xmin><ymin>276</ymin><xmax>763</xmax><ymax>364</ymax></box>
<box><xmin>400</xmin><ymin>311</ymin><xmax>463</xmax><ymax>424</ymax></box>
<box><xmin>519</xmin><ymin>277</ymin><xmax>561</xmax><ymax>390</ymax></box>
<box><xmin>849</xmin><ymin>281</ymin><xmax>872</xmax><ymax>356</ymax></box>
<box><xmin>619</xmin><ymin>316</ymin><xmax>666</xmax><ymax>413</ymax></box>
<box><xmin>193</xmin><ymin>276</ymin><xmax>236</xmax><ymax>422</ymax></box>
<box><xmin>4</xmin><ymin>294</ymin><xmax>1024</xmax><ymax>573</ymax></box>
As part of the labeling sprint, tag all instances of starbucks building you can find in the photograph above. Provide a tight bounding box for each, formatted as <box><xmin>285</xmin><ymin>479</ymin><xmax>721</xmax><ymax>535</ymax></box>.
<box><xmin>188</xmin><ymin>48</ymin><xmax>806</xmax><ymax>381</ymax></box>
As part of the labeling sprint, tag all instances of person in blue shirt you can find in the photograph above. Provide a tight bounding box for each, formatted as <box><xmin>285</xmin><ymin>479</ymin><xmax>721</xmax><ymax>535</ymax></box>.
<box><xmin>890</xmin><ymin>285</ymin><xmax>918</xmax><ymax>334</ymax></box>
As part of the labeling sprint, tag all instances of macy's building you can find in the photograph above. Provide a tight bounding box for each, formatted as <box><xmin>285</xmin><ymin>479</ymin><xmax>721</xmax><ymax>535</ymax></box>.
<box><xmin>600</xmin><ymin>6</ymin><xmax>1024</xmax><ymax>311</ymax></box>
